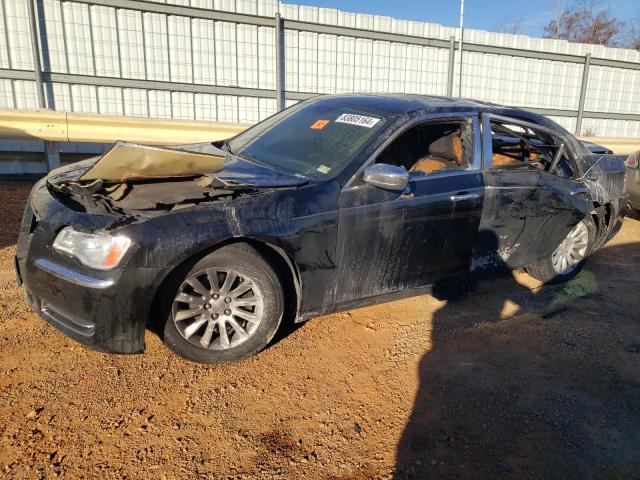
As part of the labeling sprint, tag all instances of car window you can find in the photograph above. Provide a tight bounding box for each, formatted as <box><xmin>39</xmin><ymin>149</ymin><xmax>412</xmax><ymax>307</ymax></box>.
<box><xmin>490</xmin><ymin>121</ymin><xmax>575</xmax><ymax>178</ymax></box>
<box><xmin>375</xmin><ymin>120</ymin><xmax>472</xmax><ymax>176</ymax></box>
<box><xmin>227</xmin><ymin>99</ymin><xmax>392</xmax><ymax>180</ymax></box>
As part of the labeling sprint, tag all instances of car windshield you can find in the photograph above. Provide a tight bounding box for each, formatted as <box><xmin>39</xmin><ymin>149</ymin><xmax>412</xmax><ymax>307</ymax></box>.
<box><xmin>227</xmin><ymin>98</ymin><xmax>392</xmax><ymax>179</ymax></box>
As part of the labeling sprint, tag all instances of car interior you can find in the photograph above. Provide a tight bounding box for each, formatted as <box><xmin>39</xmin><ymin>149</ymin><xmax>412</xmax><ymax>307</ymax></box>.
<box><xmin>376</xmin><ymin>122</ymin><xmax>469</xmax><ymax>174</ymax></box>
<box><xmin>490</xmin><ymin>121</ymin><xmax>575</xmax><ymax>178</ymax></box>
<box><xmin>372</xmin><ymin>119</ymin><xmax>575</xmax><ymax>179</ymax></box>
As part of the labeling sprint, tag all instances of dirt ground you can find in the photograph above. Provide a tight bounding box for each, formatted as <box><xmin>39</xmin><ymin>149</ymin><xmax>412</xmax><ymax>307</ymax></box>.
<box><xmin>1</xmin><ymin>182</ymin><xmax>639</xmax><ymax>480</ymax></box>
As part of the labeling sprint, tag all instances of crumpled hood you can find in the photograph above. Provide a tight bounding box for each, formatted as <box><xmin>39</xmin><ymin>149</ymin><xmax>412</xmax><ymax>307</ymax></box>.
<box><xmin>46</xmin><ymin>141</ymin><xmax>307</xmax><ymax>189</ymax></box>
<box><xmin>173</xmin><ymin>141</ymin><xmax>308</xmax><ymax>187</ymax></box>
<box><xmin>43</xmin><ymin>141</ymin><xmax>308</xmax><ymax>218</ymax></box>
<box><xmin>213</xmin><ymin>154</ymin><xmax>307</xmax><ymax>187</ymax></box>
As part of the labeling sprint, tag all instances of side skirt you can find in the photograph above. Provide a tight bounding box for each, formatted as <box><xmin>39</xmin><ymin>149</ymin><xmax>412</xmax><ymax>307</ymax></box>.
<box><xmin>296</xmin><ymin>283</ymin><xmax>435</xmax><ymax>322</ymax></box>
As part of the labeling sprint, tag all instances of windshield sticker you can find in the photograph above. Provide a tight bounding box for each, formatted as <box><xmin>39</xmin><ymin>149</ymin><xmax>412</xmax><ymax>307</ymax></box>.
<box><xmin>310</xmin><ymin>119</ymin><xmax>330</xmax><ymax>130</ymax></box>
<box><xmin>335</xmin><ymin>113</ymin><xmax>381</xmax><ymax>128</ymax></box>
<box><xmin>316</xmin><ymin>165</ymin><xmax>331</xmax><ymax>174</ymax></box>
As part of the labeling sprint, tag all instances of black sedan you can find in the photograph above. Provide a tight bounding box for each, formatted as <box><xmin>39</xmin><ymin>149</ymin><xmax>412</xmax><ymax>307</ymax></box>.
<box><xmin>15</xmin><ymin>95</ymin><xmax>628</xmax><ymax>363</ymax></box>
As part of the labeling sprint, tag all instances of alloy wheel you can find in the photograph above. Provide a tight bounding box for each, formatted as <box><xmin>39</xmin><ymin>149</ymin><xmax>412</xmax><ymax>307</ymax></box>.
<box><xmin>551</xmin><ymin>221</ymin><xmax>589</xmax><ymax>274</ymax></box>
<box><xmin>172</xmin><ymin>268</ymin><xmax>264</xmax><ymax>350</ymax></box>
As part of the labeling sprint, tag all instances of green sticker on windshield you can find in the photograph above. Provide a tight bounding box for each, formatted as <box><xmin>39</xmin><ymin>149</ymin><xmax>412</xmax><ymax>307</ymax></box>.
<box><xmin>316</xmin><ymin>165</ymin><xmax>331</xmax><ymax>174</ymax></box>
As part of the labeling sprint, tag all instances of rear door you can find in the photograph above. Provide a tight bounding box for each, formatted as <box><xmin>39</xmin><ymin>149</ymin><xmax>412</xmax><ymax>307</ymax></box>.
<box><xmin>474</xmin><ymin>113</ymin><xmax>591</xmax><ymax>270</ymax></box>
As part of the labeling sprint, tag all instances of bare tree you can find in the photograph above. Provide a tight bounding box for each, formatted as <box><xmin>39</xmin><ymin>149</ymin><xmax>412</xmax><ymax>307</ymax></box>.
<box><xmin>548</xmin><ymin>0</ymin><xmax>567</xmax><ymax>40</ymax></box>
<box><xmin>543</xmin><ymin>0</ymin><xmax>624</xmax><ymax>46</ymax></box>
<box><xmin>626</xmin><ymin>18</ymin><xmax>640</xmax><ymax>51</ymax></box>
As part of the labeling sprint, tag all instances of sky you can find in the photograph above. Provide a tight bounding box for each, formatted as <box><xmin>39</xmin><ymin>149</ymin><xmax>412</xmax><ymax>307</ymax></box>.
<box><xmin>290</xmin><ymin>0</ymin><xmax>639</xmax><ymax>38</ymax></box>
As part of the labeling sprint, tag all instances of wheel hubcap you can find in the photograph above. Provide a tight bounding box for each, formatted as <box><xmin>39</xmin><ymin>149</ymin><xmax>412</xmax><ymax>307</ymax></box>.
<box><xmin>551</xmin><ymin>220</ymin><xmax>589</xmax><ymax>274</ymax></box>
<box><xmin>172</xmin><ymin>268</ymin><xmax>264</xmax><ymax>350</ymax></box>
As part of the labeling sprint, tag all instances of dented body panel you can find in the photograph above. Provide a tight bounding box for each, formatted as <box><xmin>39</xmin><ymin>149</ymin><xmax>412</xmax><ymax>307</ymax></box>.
<box><xmin>80</xmin><ymin>141</ymin><xmax>225</xmax><ymax>182</ymax></box>
<box><xmin>15</xmin><ymin>94</ymin><xmax>628</xmax><ymax>354</ymax></box>
<box><xmin>476</xmin><ymin>168</ymin><xmax>590</xmax><ymax>269</ymax></box>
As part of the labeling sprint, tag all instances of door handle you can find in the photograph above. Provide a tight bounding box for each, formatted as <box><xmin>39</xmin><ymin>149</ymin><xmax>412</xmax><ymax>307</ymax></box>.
<box><xmin>450</xmin><ymin>193</ymin><xmax>480</xmax><ymax>201</ymax></box>
<box><xmin>570</xmin><ymin>187</ymin><xmax>590</xmax><ymax>196</ymax></box>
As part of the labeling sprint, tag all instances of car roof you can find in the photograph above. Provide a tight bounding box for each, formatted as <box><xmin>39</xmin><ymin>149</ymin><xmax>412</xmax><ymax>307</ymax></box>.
<box><xmin>308</xmin><ymin>94</ymin><xmax>566</xmax><ymax>134</ymax></box>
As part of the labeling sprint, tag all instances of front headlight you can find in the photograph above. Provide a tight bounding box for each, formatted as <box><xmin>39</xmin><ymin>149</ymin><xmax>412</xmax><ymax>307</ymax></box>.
<box><xmin>53</xmin><ymin>227</ymin><xmax>132</xmax><ymax>270</ymax></box>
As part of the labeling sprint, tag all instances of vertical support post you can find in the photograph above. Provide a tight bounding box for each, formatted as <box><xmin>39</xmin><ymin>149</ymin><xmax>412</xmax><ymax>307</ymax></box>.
<box><xmin>114</xmin><ymin>8</ymin><xmax>127</xmax><ymax>115</ymax></box>
<box><xmin>2</xmin><ymin>0</ymin><xmax>14</xmax><ymax>72</ymax></box>
<box><xmin>36</xmin><ymin>0</ymin><xmax>56</xmax><ymax>109</ymax></box>
<box><xmin>26</xmin><ymin>0</ymin><xmax>46</xmax><ymax>109</ymax></box>
<box><xmin>447</xmin><ymin>36</ymin><xmax>455</xmax><ymax>97</ymax></box>
<box><xmin>44</xmin><ymin>141</ymin><xmax>61</xmax><ymax>170</ymax></box>
<box><xmin>1</xmin><ymin>0</ymin><xmax>18</xmax><ymax>107</ymax></box>
<box><xmin>575</xmin><ymin>53</ymin><xmax>591</xmax><ymax>136</ymax></box>
<box><xmin>274</xmin><ymin>12</ymin><xmax>285</xmax><ymax>111</ymax></box>
<box><xmin>458</xmin><ymin>0</ymin><xmax>465</xmax><ymax>97</ymax></box>
<box><xmin>86</xmin><ymin>5</ymin><xmax>100</xmax><ymax>114</ymax></box>
<box><xmin>140</xmin><ymin>13</ymin><xmax>151</xmax><ymax>117</ymax></box>
<box><xmin>27</xmin><ymin>0</ymin><xmax>60</xmax><ymax>171</ymax></box>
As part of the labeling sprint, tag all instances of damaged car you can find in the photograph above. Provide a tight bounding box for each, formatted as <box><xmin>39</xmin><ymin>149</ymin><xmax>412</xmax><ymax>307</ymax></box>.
<box><xmin>15</xmin><ymin>95</ymin><xmax>628</xmax><ymax>363</ymax></box>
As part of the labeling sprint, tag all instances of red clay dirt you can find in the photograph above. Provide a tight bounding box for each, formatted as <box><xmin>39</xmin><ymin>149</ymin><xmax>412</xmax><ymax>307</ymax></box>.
<box><xmin>1</xmin><ymin>183</ymin><xmax>639</xmax><ymax>479</ymax></box>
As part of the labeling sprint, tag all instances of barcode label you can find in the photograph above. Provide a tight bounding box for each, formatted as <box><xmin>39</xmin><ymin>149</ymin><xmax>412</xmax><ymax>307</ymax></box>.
<box><xmin>335</xmin><ymin>113</ymin><xmax>381</xmax><ymax>128</ymax></box>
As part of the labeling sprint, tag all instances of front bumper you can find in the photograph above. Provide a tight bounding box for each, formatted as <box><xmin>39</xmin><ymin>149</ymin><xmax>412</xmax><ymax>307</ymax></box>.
<box><xmin>15</xmin><ymin>182</ymin><xmax>162</xmax><ymax>354</ymax></box>
<box><xmin>17</xmin><ymin>255</ymin><xmax>161</xmax><ymax>353</ymax></box>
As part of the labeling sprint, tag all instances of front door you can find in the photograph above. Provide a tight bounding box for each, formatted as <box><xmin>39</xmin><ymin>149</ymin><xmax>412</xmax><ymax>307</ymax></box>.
<box><xmin>334</xmin><ymin>116</ymin><xmax>485</xmax><ymax>306</ymax></box>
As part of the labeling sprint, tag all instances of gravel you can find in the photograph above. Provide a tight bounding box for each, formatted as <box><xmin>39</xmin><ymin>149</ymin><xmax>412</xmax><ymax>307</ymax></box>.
<box><xmin>1</xmin><ymin>183</ymin><xmax>639</xmax><ymax>479</ymax></box>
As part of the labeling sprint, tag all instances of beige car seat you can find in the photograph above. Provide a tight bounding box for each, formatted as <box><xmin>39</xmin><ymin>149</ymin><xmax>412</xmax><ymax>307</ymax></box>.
<box><xmin>492</xmin><ymin>153</ymin><xmax>521</xmax><ymax>166</ymax></box>
<box><xmin>410</xmin><ymin>132</ymin><xmax>464</xmax><ymax>174</ymax></box>
<box><xmin>492</xmin><ymin>148</ymin><xmax>540</xmax><ymax>167</ymax></box>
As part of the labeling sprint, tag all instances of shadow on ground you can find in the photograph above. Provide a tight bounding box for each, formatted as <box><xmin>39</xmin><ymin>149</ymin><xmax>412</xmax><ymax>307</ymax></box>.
<box><xmin>395</xmin><ymin>239</ymin><xmax>640</xmax><ymax>479</ymax></box>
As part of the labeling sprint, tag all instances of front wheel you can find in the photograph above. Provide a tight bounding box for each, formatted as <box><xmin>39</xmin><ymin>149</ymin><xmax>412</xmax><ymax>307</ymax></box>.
<box><xmin>525</xmin><ymin>215</ymin><xmax>596</xmax><ymax>284</ymax></box>
<box><xmin>163</xmin><ymin>244</ymin><xmax>284</xmax><ymax>364</ymax></box>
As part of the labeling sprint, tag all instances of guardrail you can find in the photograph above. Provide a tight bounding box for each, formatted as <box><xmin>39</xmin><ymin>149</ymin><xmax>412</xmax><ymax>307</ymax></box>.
<box><xmin>0</xmin><ymin>109</ymin><xmax>637</xmax><ymax>156</ymax></box>
<box><xmin>580</xmin><ymin>138</ymin><xmax>640</xmax><ymax>156</ymax></box>
<box><xmin>0</xmin><ymin>109</ymin><xmax>247</xmax><ymax>145</ymax></box>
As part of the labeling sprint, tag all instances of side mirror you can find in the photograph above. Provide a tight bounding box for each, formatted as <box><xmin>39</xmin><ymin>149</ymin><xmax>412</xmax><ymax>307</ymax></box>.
<box><xmin>363</xmin><ymin>163</ymin><xmax>409</xmax><ymax>191</ymax></box>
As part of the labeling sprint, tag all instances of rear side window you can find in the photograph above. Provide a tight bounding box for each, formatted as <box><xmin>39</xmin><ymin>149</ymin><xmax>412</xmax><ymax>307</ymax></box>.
<box><xmin>490</xmin><ymin>121</ymin><xmax>575</xmax><ymax>178</ymax></box>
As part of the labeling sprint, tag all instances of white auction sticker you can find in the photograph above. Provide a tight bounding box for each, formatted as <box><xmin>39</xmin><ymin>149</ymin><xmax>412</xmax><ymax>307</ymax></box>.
<box><xmin>335</xmin><ymin>113</ymin><xmax>381</xmax><ymax>128</ymax></box>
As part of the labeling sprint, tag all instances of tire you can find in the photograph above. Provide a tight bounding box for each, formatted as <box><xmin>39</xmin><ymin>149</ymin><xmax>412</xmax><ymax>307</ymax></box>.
<box><xmin>525</xmin><ymin>214</ymin><xmax>596</xmax><ymax>284</ymax></box>
<box><xmin>163</xmin><ymin>243</ymin><xmax>284</xmax><ymax>364</ymax></box>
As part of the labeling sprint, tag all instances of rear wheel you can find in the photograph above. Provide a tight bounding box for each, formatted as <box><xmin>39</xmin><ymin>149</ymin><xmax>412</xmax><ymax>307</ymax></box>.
<box><xmin>163</xmin><ymin>244</ymin><xmax>284</xmax><ymax>363</ymax></box>
<box><xmin>525</xmin><ymin>215</ymin><xmax>596</xmax><ymax>284</ymax></box>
